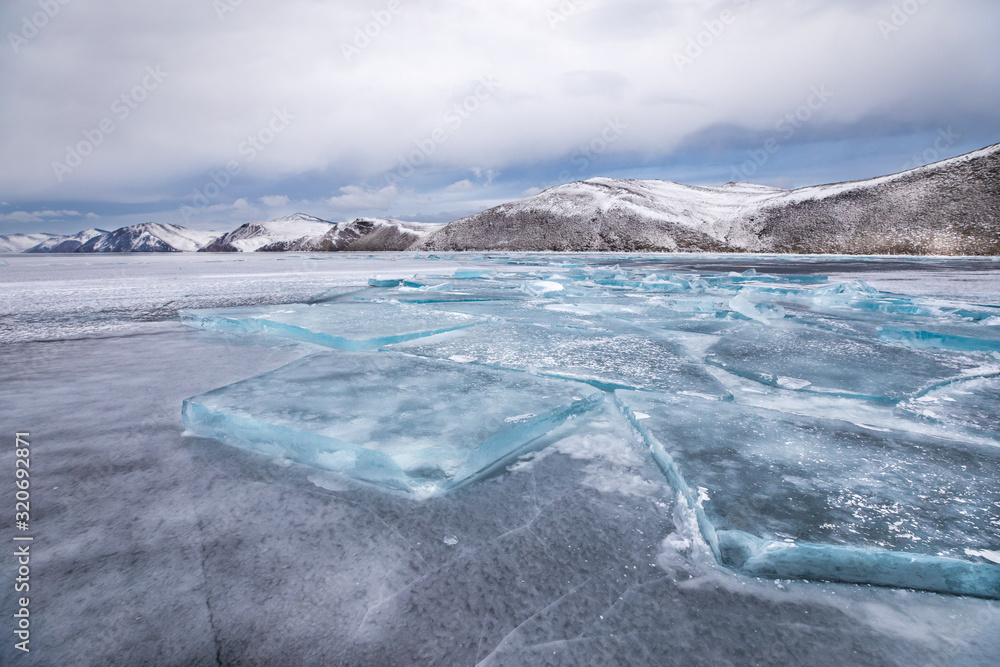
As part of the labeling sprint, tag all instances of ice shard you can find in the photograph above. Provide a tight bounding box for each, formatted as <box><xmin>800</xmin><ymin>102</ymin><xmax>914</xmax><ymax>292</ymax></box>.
<box><xmin>614</xmin><ymin>389</ymin><xmax>1000</xmax><ymax>598</ymax></box>
<box><xmin>183</xmin><ymin>352</ymin><xmax>604</xmax><ymax>496</ymax></box>
<box><xmin>879</xmin><ymin>324</ymin><xmax>1000</xmax><ymax>353</ymax></box>
<box><xmin>393</xmin><ymin>320</ymin><xmax>732</xmax><ymax>397</ymax></box>
<box><xmin>705</xmin><ymin>324</ymin><xmax>975</xmax><ymax>401</ymax></box>
<box><xmin>898</xmin><ymin>374</ymin><xmax>1000</xmax><ymax>437</ymax></box>
<box><xmin>180</xmin><ymin>301</ymin><xmax>482</xmax><ymax>350</ymax></box>
<box><xmin>176</xmin><ymin>259</ymin><xmax>1000</xmax><ymax>600</ymax></box>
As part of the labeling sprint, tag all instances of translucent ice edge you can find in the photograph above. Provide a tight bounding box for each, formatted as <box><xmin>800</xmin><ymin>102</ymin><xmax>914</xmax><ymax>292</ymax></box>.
<box><xmin>879</xmin><ymin>326</ymin><xmax>1000</xmax><ymax>353</ymax></box>
<box><xmin>182</xmin><ymin>386</ymin><xmax>604</xmax><ymax>497</ymax></box>
<box><xmin>179</xmin><ymin>310</ymin><xmax>479</xmax><ymax>351</ymax></box>
<box><xmin>718</xmin><ymin>531</ymin><xmax>1000</xmax><ymax>600</ymax></box>
<box><xmin>394</xmin><ymin>347</ymin><xmax>732</xmax><ymax>396</ymax></box>
<box><xmin>703</xmin><ymin>358</ymin><xmax>900</xmax><ymax>404</ymax></box>
<box><xmin>613</xmin><ymin>392</ymin><xmax>1000</xmax><ymax>600</ymax></box>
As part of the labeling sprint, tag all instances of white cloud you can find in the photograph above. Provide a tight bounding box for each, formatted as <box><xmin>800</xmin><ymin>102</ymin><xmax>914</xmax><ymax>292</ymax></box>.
<box><xmin>472</xmin><ymin>168</ymin><xmax>501</xmax><ymax>185</ymax></box>
<box><xmin>0</xmin><ymin>211</ymin><xmax>43</xmax><ymax>223</ymax></box>
<box><xmin>327</xmin><ymin>185</ymin><xmax>398</xmax><ymax>211</ymax></box>
<box><xmin>0</xmin><ymin>209</ymin><xmax>83</xmax><ymax>223</ymax></box>
<box><xmin>0</xmin><ymin>0</ymin><xmax>997</xmax><ymax>222</ymax></box>
<box><xmin>32</xmin><ymin>210</ymin><xmax>82</xmax><ymax>218</ymax></box>
<box><xmin>258</xmin><ymin>195</ymin><xmax>290</xmax><ymax>207</ymax></box>
<box><xmin>445</xmin><ymin>179</ymin><xmax>474</xmax><ymax>192</ymax></box>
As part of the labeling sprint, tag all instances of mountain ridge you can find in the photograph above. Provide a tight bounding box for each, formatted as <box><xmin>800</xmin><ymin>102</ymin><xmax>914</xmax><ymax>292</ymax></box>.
<box><xmin>417</xmin><ymin>143</ymin><xmax>1000</xmax><ymax>255</ymax></box>
<box><xmin>4</xmin><ymin>143</ymin><xmax>998</xmax><ymax>255</ymax></box>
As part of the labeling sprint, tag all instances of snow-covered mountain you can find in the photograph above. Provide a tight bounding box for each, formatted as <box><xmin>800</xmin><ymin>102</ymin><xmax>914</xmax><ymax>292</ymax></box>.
<box><xmin>297</xmin><ymin>217</ymin><xmax>443</xmax><ymax>252</ymax></box>
<box><xmin>418</xmin><ymin>143</ymin><xmax>1000</xmax><ymax>255</ymax></box>
<box><xmin>77</xmin><ymin>223</ymin><xmax>220</xmax><ymax>253</ymax></box>
<box><xmin>24</xmin><ymin>229</ymin><xmax>106</xmax><ymax>253</ymax></box>
<box><xmin>200</xmin><ymin>213</ymin><xmax>337</xmax><ymax>252</ymax></box>
<box><xmin>8</xmin><ymin>143</ymin><xmax>998</xmax><ymax>256</ymax></box>
<box><xmin>0</xmin><ymin>232</ymin><xmax>62</xmax><ymax>253</ymax></box>
<box><xmin>200</xmin><ymin>214</ymin><xmax>443</xmax><ymax>252</ymax></box>
<box><xmin>4</xmin><ymin>215</ymin><xmax>439</xmax><ymax>254</ymax></box>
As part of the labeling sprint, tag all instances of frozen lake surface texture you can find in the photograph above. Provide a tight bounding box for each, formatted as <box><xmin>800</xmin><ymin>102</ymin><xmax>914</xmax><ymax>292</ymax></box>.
<box><xmin>2</xmin><ymin>252</ymin><xmax>999</xmax><ymax>665</ymax></box>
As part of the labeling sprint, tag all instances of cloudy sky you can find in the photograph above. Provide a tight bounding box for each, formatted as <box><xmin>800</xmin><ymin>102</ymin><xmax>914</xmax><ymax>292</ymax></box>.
<box><xmin>2</xmin><ymin>0</ymin><xmax>998</xmax><ymax>235</ymax></box>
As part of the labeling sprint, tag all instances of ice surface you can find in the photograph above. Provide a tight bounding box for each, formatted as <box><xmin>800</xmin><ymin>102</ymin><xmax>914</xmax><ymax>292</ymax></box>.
<box><xmin>180</xmin><ymin>301</ymin><xmax>482</xmax><ymax>350</ymax></box>
<box><xmin>722</xmin><ymin>532</ymin><xmax>1000</xmax><ymax>599</ymax></box>
<box><xmin>6</xmin><ymin>253</ymin><xmax>1000</xmax><ymax>665</ymax></box>
<box><xmin>183</xmin><ymin>351</ymin><xmax>604</xmax><ymax>495</ymax></box>
<box><xmin>879</xmin><ymin>324</ymin><xmax>1000</xmax><ymax>353</ymax></box>
<box><xmin>393</xmin><ymin>319</ymin><xmax>732</xmax><ymax>397</ymax></box>
<box><xmin>335</xmin><ymin>280</ymin><xmax>523</xmax><ymax>304</ymax></box>
<box><xmin>706</xmin><ymin>324</ymin><xmax>975</xmax><ymax>401</ymax></box>
<box><xmin>897</xmin><ymin>375</ymin><xmax>1000</xmax><ymax>437</ymax></box>
<box><xmin>615</xmin><ymin>390</ymin><xmax>1000</xmax><ymax>598</ymax></box>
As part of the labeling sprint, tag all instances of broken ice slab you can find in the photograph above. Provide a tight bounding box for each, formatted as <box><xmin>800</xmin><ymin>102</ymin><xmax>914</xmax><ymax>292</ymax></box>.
<box><xmin>614</xmin><ymin>391</ymin><xmax>1000</xmax><ymax>562</ymax></box>
<box><xmin>183</xmin><ymin>352</ymin><xmax>604</xmax><ymax>496</ymax></box>
<box><xmin>332</xmin><ymin>276</ymin><xmax>526</xmax><ymax>304</ymax></box>
<box><xmin>728</xmin><ymin>293</ymin><xmax>786</xmax><ymax>324</ymax></box>
<box><xmin>367</xmin><ymin>286</ymin><xmax>525</xmax><ymax>304</ymax></box>
<box><xmin>717</xmin><ymin>531</ymin><xmax>1000</xmax><ymax>599</ymax></box>
<box><xmin>392</xmin><ymin>320</ymin><xmax>732</xmax><ymax>398</ymax></box>
<box><xmin>898</xmin><ymin>375</ymin><xmax>1000</xmax><ymax>438</ymax></box>
<box><xmin>659</xmin><ymin>296</ymin><xmax>730</xmax><ymax>314</ymax></box>
<box><xmin>705</xmin><ymin>324</ymin><xmax>975</xmax><ymax>402</ymax></box>
<box><xmin>180</xmin><ymin>302</ymin><xmax>481</xmax><ymax>351</ymax></box>
<box><xmin>368</xmin><ymin>276</ymin><xmax>405</xmax><ymax>287</ymax></box>
<box><xmin>452</xmin><ymin>268</ymin><xmax>498</xmax><ymax>280</ymax></box>
<box><xmin>429</xmin><ymin>298</ymin><xmax>656</xmax><ymax>332</ymax></box>
<box><xmin>519</xmin><ymin>279</ymin><xmax>569</xmax><ymax>297</ymax></box>
<box><xmin>702</xmin><ymin>272</ymin><xmax>827</xmax><ymax>289</ymax></box>
<box><xmin>879</xmin><ymin>324</ymin><xmax>1000</xmax><ymax>353</ymax></box>
<box><xmin>614</xmin><ymin>390</ymin><xmax>1000</xmax><ymax>598</ymax></box>
<box><xmin>807</xmin><ymin>281</ymin><xmax>941</xmax><ymax>318</ymax></box>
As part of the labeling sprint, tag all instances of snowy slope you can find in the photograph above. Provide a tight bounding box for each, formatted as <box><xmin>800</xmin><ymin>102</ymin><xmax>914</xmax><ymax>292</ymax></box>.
<box><xmin>741</xmin><ymin>144</ymin><xmax>1000</xmax><ymax>254</ymax></box>
<box><xmin>416</xmin><ymin>179</ymin><xmax>783</xmax><ymax>252</ymax></box>
<box><xmin>77</xmin><ymin>223</ymin><xmax>220</xmax><ymax>253</ymax></box>
<box><xmin>24</xmin><ymin>229</ymin><xmax>106</xmax><ymax>253</ymax></box>
<box><xmin>321</xmin><ymin>218</ymin><xmax>444</xmax><ymax>252</ymax></box>
<box><xmin>201</xmin><ymin>214</ymin><xmax>443</xmax><ymax>252</ymax></box>
<box><xmin>418</xmin><ymin>143</ymin><xmax>1000</xmax><ymax>254</ymax></box>
<box><xmin>0</xmin><ymin>233</ymin><xmax>61</xmax><ymax>253</ymax></box>
<box><xmin>201</xmin><ymin>214</ymin><xmax>337</xmax><ymax>252</ymax></box>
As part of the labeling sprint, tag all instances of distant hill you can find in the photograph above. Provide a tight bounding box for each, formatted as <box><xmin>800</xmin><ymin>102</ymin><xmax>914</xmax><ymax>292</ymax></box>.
<box><xmin>0</xmin><ymin>232</ymin><xmax>61</xmax><ymax>253</ymax></box>
<box><xmin>416</xmin><ymin>143</ymin><xmax>1000</xmax><ymax>255</ymax></box>
<box><xmin>77</xmin><ymin>223</ymin><xmax>221</xmax><ymax>253</ymax></box>
<box><xmin>24</xmin><ymin>229</ymin><xmax>106</xmax><ymax>253</ymax></box>
<box><xmin>199</xmin><ymin>214</ymin><xmax>443</xmax><ymax>252</ymax></box>
<box><xmin>199</xmin><ymin>213</ymin><xmax>337</xmax><ymax>252</ymax></box>
<box><xmin>7</xmin><ymin>143</ymin><xmax>999</xmax><ymax>255</ymax></box>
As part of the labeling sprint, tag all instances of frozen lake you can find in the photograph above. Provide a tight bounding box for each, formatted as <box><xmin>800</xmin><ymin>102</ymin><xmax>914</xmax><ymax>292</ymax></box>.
<box><xmin>2</xmin><ymin>252</ymin><xmax>999</xmax><ymax>666</ymax></box>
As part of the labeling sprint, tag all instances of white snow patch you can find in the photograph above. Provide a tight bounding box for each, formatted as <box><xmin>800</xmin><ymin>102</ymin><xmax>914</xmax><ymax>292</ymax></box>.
<box><xmin>965</xmin><ymin>549</ymin><xmax>1000</xmax><ymax>564</ymax></box>
<box><xmin>777</xmin><ymin>377</ymin><xmax>812</xmax><ymax>390</ymax></box>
